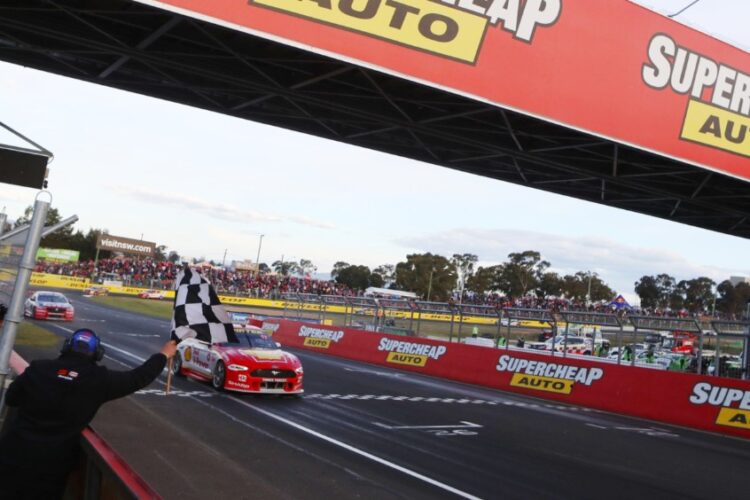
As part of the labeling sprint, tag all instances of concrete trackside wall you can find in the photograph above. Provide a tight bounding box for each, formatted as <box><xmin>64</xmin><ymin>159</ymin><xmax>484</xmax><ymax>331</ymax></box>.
<box><xmin>266</xmin><ymin>319</ymin><xmax>750</xmax><ymax>439</ymax></box>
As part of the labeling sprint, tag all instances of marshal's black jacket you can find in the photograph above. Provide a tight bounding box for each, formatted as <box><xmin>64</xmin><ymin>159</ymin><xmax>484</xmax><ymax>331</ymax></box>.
<box><xmin>0</xmin><ymin>352</ymin><xmax>166</xmax><ymax>467</ymax></box>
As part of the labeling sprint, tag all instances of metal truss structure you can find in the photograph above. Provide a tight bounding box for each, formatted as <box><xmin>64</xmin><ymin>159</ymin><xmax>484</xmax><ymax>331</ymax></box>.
<box><xmin>1</xmin><ymin>1</ymin><xmax>749</xmax><ymax>237</ymax></box>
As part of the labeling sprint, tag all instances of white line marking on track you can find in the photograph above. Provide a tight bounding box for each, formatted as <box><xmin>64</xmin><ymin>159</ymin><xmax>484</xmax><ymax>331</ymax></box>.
<box><xmin>374</xmin><ymin>421</ymin><xmax>481</xmax><ymax>430</ymax></box>
<box><xmin>228</xmin><ymin>396</ymin><xmax>483</xmax><ymax>500</ymax></box>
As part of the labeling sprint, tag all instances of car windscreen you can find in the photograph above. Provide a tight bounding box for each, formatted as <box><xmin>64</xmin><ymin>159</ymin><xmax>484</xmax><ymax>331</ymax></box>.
<box><xmin>38</xmin><ymin>294</ymin><xmax>67</xmax><ymax>303</ymax></box>
<box><xmin>224</xmin><ymin>333</ymin><xmax>277</xmax><ymax>349</ymax></box>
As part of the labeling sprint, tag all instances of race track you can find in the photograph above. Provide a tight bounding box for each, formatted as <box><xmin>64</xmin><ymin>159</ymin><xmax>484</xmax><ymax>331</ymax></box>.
<box><xmin>26</xmin><ymin>293</ymin><xmax>750</xmax><ymax>499</ymax></box>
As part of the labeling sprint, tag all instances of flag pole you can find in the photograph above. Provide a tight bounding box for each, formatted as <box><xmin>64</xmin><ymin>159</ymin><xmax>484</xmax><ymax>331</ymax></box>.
<box><xmin>165</xmin><ymin>357</ymin><xmax>174</xmax><ymax>395</ymax></box>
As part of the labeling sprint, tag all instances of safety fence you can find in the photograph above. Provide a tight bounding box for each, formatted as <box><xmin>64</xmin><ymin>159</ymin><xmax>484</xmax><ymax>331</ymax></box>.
<box><xmin>265</xmin><ymin>319</ymin><xmax>750</xmax><ymax>439</ymax></box>
<box><xmin>4</xmin><ymin>352</ymin><xmax>160</xmax><ymax>499</ymax></box>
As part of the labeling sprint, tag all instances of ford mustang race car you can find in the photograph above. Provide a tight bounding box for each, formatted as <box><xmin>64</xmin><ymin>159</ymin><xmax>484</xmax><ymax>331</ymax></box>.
<box><xmin>24</xmin><ymin>291</ymin><xmax>75</xmax><ymax>321</ymax></box>
<box><xmin>137</xmin><ymin>289</ymin><xmax>166</xmax><ymax>299</ymax></box>
<box><xmin>172</xmin><ymin>330</ymin><xmax>303</xmax><ymax>395</ymax></box>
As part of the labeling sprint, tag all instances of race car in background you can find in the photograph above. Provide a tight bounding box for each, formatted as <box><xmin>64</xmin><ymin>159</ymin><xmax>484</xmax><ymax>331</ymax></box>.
<box><xmin>137</xmin><ymin>289</ymin><xmax>166</xmax><ymax>300</ymax></box>
<box><xmin>524</xmin><ymin>335</ymin><xmax>592</xmax><ymax>354</ymax></box>
<box><xmin>172</xmin><ymin>330</ymin><xmax>304</xmax><ymax>395</ymax></box>
<box><xmin>24</xmin><ymin>291</ymin><xmax>75</xmax><ymax>321</ymax></box>
<box><xmin>82</xmin><ymin>285</ymin><xmax>109</xmax><ymax>297</ymax></box>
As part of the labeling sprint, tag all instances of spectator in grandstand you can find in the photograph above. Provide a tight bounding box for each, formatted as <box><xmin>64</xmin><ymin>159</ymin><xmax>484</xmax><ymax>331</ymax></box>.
<box><xmin>0</xmin><ymin>329</ymin><xmax>176</xmax><ymax>498</ymax></box>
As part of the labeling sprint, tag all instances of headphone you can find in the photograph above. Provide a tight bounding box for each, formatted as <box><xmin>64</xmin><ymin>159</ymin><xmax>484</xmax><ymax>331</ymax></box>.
<box><xmin>61</xmin><ymin>329</ymin><xmax>105</xmax><ymax>362</ymax></box>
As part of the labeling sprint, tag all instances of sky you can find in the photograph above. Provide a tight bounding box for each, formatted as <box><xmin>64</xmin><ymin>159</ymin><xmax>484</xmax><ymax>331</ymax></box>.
<box><xmin>1</xmin><ymin>0</ymin><xmax>749</xmax><ymax>304</ymax></box>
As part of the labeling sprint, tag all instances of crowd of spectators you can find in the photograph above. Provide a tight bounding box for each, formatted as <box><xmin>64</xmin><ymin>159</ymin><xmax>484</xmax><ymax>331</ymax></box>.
<box><xmin>34</xmin><ymin>258</ymin><xmax>727</xmax><ymax>318</ymax></box>
<box><xmin>34</xmin><ymin>258</ymin><xmax>357</xmax><ymax>300</ymax></box>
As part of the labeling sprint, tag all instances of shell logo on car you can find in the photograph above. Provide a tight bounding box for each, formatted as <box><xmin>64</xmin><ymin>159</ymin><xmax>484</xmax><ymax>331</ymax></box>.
<box><xmin>298</xmin><ymin>325</ymin><xmax>345</xmax><ymax>349</ymax></box>
<box><xmin>378</xmin><ymin>338</ymin><xmax>447</xmax><ymax>367</ymax></box>
<box><xmin>689</xmin><ymin>382</ymin><xmax>750</xmax><ymax>430</ymax></box>
<box><xmin>496</xmin><ymin>355</ymin><xmax>604</xmax><ymax>395</ymax></box>
<box><xmin>242</xmin><ymin>350</ymin><xmax>283</xmax><ymax>360</ymax></box>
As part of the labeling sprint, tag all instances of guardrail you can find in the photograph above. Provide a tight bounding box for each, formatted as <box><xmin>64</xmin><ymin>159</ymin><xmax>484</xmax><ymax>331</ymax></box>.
<box><xmin>5</xmin><ymin>352</ymin><xmax>160</xmax><ymax>499</ymax></box>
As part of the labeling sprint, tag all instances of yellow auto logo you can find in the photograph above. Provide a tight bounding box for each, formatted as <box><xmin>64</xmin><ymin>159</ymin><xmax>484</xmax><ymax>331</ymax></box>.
<box><xmin>184</xmin><ymin>347</ymin><xmax>192</xmax><ymax>362</ymax></box>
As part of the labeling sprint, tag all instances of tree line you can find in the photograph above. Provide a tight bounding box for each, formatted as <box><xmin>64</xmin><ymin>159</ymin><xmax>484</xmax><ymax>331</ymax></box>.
<box><xmin>634</xmin><ymin>274</ymin><xmax>750</xmax><ymax>316</ymax></box>
<box><xmin>331</xmin><ymin>251</ymin><xmax>614</xmax><ymax>303</ymax></box>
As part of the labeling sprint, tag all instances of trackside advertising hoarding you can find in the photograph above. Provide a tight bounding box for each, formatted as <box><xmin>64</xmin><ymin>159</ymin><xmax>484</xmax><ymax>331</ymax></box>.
<box><xmin>266</xmin><ymin>320</ymin><xmax>750</xmax><ymax>439</ymax></box>
<box><xmin>139</xmin><ymin>0</ymin><xmax>750</xmax><ymax>181</ymax></box>
<box><xmin>96</xmin><ymin>234</ymin><xmax>156</xmax><ymax>257</ymax></box>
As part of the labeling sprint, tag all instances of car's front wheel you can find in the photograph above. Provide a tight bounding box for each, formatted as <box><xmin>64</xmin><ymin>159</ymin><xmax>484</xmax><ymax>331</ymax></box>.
<box><xmin>172</xmin><ymin>354</ymin><xmax>185</xmax><ymax>377</ymax></box>
<box><xmin>212</xmin><ymin>361</ymin><xmax>226</xmax><ymax>390</ymax></box>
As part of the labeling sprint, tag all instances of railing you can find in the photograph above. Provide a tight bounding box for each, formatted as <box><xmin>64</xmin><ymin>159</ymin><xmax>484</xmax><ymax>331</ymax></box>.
<box><xmin>5</xmin><ymin>352</ymin><xmax>160</xmax><ymax>499</ymax></box>
<box><xmin>276</xmin><ymin>295</ymin><xmax>750</xmax><ymax>380</ymax></box>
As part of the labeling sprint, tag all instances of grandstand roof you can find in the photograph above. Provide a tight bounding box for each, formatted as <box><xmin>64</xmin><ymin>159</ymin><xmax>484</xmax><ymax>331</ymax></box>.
<box><xmin>1</xmin><ymin>1</ymin><xmax>749</xmax><ymax>237</ymax></box>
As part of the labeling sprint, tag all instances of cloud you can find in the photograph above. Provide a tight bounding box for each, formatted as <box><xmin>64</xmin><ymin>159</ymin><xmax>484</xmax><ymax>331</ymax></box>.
<box><xmin>395</xmin><ymin>228</ymin><xmax>745</xmax><ymax>294</ymax></box>
<box><xmin>111</xmin><ymin>186</ymin><xmax>335</xmax><ymax>229</ymax></box>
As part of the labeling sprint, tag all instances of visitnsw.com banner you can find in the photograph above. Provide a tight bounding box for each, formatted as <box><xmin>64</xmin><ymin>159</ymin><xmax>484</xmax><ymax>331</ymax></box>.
<box><xmin>138</xmin><ymin>0</ymin><xmax>750</xmax><ymax>181</ymax></box>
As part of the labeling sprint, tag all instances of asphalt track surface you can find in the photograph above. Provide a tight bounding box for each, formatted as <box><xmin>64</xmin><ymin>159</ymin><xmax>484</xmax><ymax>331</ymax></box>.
<box><xmin>22</xmin><ymin>293</ymin><xmax>750</xmax><ymax>500</ymax></box>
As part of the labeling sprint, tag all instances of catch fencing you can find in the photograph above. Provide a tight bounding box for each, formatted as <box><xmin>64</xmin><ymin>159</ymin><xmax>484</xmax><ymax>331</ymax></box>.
<box><xmin>279</xmin><ymin>294</ymin><xmax>750</xmax><ymax>381</ymax></box>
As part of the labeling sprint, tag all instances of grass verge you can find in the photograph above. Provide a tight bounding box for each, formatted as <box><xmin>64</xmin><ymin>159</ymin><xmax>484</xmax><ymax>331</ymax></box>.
<box><xmin>88</xmin><ymin>296</ymin><xmax>172</xmax><ymax>320</ymax></box>
<box><xmin>15</xmin><ymin>322</ymin><xmax>61</xmax><ymax>348</ymax></box>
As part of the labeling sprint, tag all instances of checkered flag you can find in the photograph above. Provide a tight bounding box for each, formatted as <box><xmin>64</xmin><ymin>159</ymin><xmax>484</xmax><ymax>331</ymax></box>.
<box><xmin>170</xmin><ymin>266</ymin><xmax>237</xmax><ymax>344</ymax></box>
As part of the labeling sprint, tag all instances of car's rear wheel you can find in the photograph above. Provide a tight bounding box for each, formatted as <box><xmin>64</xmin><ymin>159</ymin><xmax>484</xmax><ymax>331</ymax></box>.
<box><xmin>172</xmin><ymin>354</ymin><xmax>185</xmax><ymax>377</ymax></box>
<box><xmin>212</xmin><ymin>361</ymin><xmax>226</xmax><ymax>390</ymax></box>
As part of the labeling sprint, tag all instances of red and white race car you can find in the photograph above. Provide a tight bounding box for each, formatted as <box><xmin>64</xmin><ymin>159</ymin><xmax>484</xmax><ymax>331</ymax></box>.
<box><xmin>23</xmin><ymin>291</ymin><xmax>75</xmax><ymax>321</ymax></box>
<box><xmin>172</xmin><ymin>329</ymin><xmax>304</xmax><ymax>395</ymax></box>
<box><xmin>137</xmin><ymin>289</ymin><xmax>166</xmax><ymax>300</ymax></box>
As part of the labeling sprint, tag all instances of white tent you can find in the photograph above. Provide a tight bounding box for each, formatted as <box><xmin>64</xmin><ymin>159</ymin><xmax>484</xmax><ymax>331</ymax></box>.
<box><xmin>363</xmin><ymin>287</ymin><xmax>417</xmax><ymax>299</ymax></box>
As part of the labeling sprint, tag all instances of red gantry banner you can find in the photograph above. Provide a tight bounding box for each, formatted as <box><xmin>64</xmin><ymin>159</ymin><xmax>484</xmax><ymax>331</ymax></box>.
<box><xmin>139</xmin><ymin>0</ymin><xmax>750</xmax><ymax>181</ymax></box>
<box><xmin>265</xmin><ymin>319</ymin><xmax>750</xmax><ymax>439</ymax></box>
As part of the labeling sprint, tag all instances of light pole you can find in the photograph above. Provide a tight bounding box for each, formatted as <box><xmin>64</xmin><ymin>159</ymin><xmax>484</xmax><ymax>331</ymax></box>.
<box><xmin>255</xmin><ymin>234</ymin><xmax>264</xmax><ymax>274</ymax></box>
<box><xmin>426</xmin><ymin>268</ymin><xmax>434</xmax><ymax>301</ymax></box>
<box><xmin>586</xmin><ymin>272</ymin><xmax>593</xmax><ymax>305</ymax></box>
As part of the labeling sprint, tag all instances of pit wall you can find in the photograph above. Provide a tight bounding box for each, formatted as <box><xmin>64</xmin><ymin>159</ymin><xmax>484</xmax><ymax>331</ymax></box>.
<box><xmin>265</xmin><ymin>319</ymin><xmax>750</xmax><ymax>440</ymax></box>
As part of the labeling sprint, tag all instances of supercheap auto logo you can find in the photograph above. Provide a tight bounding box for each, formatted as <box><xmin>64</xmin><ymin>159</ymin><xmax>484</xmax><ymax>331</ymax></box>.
<box><xmin>298</xmin><ymin>325</ymin><xmax>345</xmax><ymax>349</ymax></box>
<box><xmin>378</xmin><ymin>338</ymin><xmax>447</xmax><ymax>367</ymax></box>
<box><xmin>642</xmin><ymin>33</ymin><xmax>750</xmax><ymax>159</ymax></box>
<box><xmin>690</xmin><ymin>382</ymin><xmax>750</xmax><ymax>430</ymax></box>
<box><xmin>496</xmin><ymin>355</ymin><xmax>603</xmax><ymax>395</ymax></box>
<box><xmin>248</xmin><ymin>0</ymin><xmax>562</xmax><ymax>64</ymax></box>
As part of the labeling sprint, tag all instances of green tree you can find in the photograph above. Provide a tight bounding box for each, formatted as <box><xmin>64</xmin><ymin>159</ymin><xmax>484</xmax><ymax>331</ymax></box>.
<box><xmin>168</xmin><ymin>251</ymin><xmax>181</xmax><ymax>263</ymax></box>
<box><xmin>465</xmin><ymin>265</ymin><xmax>500</xmax><ymax>295</ymax></box>
<box><xmin>394</xmin><ymin>253</ymin><xmax>456</xmax><ymax>301</ymax></box>
<box><xmin>683</xmin><ymin>277</ymin><xmax>716</xmax><ymax>313</ymax></box>
<box><xmin>634</xmin><ymin>275</ymin><xmax>660</xmax><ymax>308</ymax></box>
<box><xmin>717</xmin><ymin>281</ymin><xmax>750</xmax><ymax>317</ymax></box>
<box><xmin>154</xmin><ymin>245</ymin><xmax>167</xmax><ymax>261</ymax></box>
<box><xmin>495</xmin><ymin>251</ymin><xmax>549</xmax><ymax>297</ymax></box>
<box><xmin>272</xmin><ymin>260</ymin><xmax>298</xmax><ymax>276</ymax></box>
<box><xmin>334</xmin><ymin>265</ymin><xmax>372</xmax><ymax>291</ymax></box>
<box><xmin>451</xmin><ymin>253</ymin><xmax>478</xmax><ymax>298</ymax></box>
<box><xmin>330</xmin><ymin>261</ymin><xmax>349</xmax><ymax>280</ymax></box>
<box><xmin>536</xmin><ymin>272</ymin><xmax>563</xmax><ymax>299</ymax></box>
<box><xmin>298</xmin><ymin>259</ymin><xmax>317</xmax><ymax>277</ymax></box>
<box><xmin>372</xmin><ymin>264</ymin><xmax>395</xmax><ymax>287</ymax></box>
<box><xmin>654</xmin><ymin>274</ymin><xmax>676</xmax><ymax>308</ymax></box>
